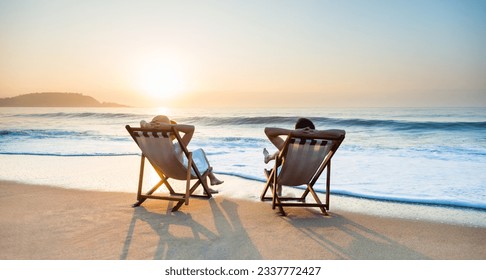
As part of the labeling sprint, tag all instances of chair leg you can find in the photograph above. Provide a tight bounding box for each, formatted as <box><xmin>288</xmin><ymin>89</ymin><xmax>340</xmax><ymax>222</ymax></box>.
<box><xmin>264</xmin><ymin>165</ymin><xmax>286</xmax><ymax>215</ymax></box>
<box><xmin>132</xmin><ymin>155</ymin><xmax>175</xmax><ymax>208</ymax></box>
<box><xmin>172</xmin><ymin>201</ymin><xmax>185</xmax><ymax>212</ymax></box>
<box><xmin>133</xmin><ymin>179</ymin><xmax>164</xmax><ymax>207</ymax></box>
<box><xmin>307</xmin><ymin>184</ymin><xmax>327</xmax><ymax>215</ymax></box>
<box><xmin>133</xmin><ymin>155</ymin><xmax>147</xmax><ymax>207</ymax></box>
<box><xmin>185</xmin><ymin>152</ymin><xmax>193</xmax><ymax>205</ymax></box>
<box><xmin>300</xmin><ymin>162</ymin><xmax>331</xmax><ymax>213</ymax></box>
<box><xmin>273</xmin><ymin>184</ymin><xmax>286</xmax><ymax>215</ymax></box>
<box><xmin>201</xmin><ymin>177</ymin><xmax>213</xmax><ymax>198</ymax></box>
<box><xmin>271</xmin><ymin>169</ymin><xmax>278</xmax><ymax>209</ymax></box>
<box><xmin>271</xmin><ymin>182</ymin><xmax>277</xmax><ymax>209</ymax></box>
<box><xmin>260</xmin><ymin>169</ymin><xmax>274</xmax><ymax>201</ymax></box>
<box><xmin>326</xmin><ymin>160</ymin><xmax>331</xmax><ymax>210</ymax></box>
<box><xmin>132</xmin><ymin>154</ymin><xmax>215</xmax><ymax>212</ymax></box>
<box><xmin>132</xmin><ymin>201</ymin><xmax>143</xmax><ymax>207</ymax></box>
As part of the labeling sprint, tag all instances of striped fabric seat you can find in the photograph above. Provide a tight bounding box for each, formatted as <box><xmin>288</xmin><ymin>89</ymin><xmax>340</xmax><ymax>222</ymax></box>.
<box><xmin>132</xmin><ymin>130</ymin><xmax>194</xmax><ymax>180</ymax></box>
<box><xmin>278</xmin><ymin>138</ymin><xmax>333</xmax><ymax>186</ymax></box>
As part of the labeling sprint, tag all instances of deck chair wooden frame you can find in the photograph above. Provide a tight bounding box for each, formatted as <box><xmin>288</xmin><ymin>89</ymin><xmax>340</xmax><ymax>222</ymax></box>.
<box><xmin>126</xmin><ymin>125</ymin><xmax>213</xmax><ymax>212</ymax></box>
<box><xmin>260</xmin><ymin>129</ymin><xmax>345</xmax><ymax>216</ymax></box>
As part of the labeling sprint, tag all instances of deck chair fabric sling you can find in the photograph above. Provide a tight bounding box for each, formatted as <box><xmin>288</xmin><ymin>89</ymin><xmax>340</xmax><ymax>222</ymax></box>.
<box><xmin>261</xmin><ymin>129</ymin><xmax>345</xmax><ymax>216</ymax></box>
<box><xmin>126</xmin><ymin>125</ymin><xmax>213</xmax><ymax>212</ymax></box>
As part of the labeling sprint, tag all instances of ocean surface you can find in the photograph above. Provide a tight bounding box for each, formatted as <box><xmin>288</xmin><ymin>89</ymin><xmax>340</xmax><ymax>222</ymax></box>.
<box><xmin>1</xmin><ymin>106</ymin><xmax>485</xmax><ymax>211</ymax></box>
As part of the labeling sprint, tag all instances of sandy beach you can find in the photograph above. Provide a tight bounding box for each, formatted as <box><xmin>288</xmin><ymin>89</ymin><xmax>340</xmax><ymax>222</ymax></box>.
<box><xmin>1</xmin><ymin>177</ymin><xmax>485</xmax><ymax>260</ymax></box>
<box><xmin>2</xmin><ymin>0</ymin><xmax>486</xmax><ymax>267</ymax></box>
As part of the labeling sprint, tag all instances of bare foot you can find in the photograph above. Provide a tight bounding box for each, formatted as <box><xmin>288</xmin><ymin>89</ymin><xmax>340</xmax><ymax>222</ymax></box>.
<box><xmin>210</xmin><ymin>178</ymin><xmax>224</xmax><ymax>186</ymax></box>
<box><xmin>263</xmin><ymin>148</ymin><xmax>271</xmax><ymax>164</ymax></box>
<box><xmin>209</xmin><ymin>172</ymin><xmax>224</xmax><ymax>186</ymax></box>
<box><xmin>204</xmin><ymin>187</ymin><xmax>219</xmax><ymax>195</ymax></box>
<box><xmin>208</xmin><ymin>187</ymin><xmax>219</xmax><ymax>194</ymax></box>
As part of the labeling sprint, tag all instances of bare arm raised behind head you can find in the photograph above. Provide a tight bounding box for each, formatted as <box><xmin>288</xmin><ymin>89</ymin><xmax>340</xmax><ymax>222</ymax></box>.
<box><xmin>173</xmin><ymin>124</ymin><xmax>195</xmax><ymax>147</ymax></box>
<box><xmin>264</xmin><ymin>127</ymin><xmax>293</xmax><ymax>150</ymax></box>
<box><xmin>141</xmin><ymin>122</ymin><xmax>195</xmax><ymax>147</ymax></box>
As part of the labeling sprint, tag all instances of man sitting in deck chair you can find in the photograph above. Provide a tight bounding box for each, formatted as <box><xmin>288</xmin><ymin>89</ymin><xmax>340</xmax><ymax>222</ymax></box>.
<box><xmin>126</xmin><ymin>115</ymin><xmax>223</xmax><ymax>212</ymax></box>
<box><xmin>263</xmin><ymin>118</ymin><xmax>316</xmax><ymax>164</ymax></box>
<box><xmin>261</xmin><ymin>118</ymin><xmax>345</xmax><ymax>216</ymax></box>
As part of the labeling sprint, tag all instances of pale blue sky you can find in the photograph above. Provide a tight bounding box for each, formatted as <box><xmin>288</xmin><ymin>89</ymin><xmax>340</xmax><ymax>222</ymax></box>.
<box><xmin>1</xmin><ymin>0</ymin><xmax>485</xmax><ymax>107</ymax></box>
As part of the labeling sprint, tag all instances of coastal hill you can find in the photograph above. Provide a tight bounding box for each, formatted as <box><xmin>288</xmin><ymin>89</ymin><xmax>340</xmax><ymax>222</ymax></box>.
<box><xmin>0</xmin><ymin>92</ymin><xmax>128</xmax><ymax>107</ymax></box>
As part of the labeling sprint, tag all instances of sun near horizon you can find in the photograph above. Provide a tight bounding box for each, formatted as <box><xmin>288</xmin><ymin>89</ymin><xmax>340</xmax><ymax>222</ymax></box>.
<box><xmin>0</xmin><ymin>0</ymin><xmax>485</xmax><ymax>108</ymax></box>
<box><xmin>135</xmin><ymin>56</ymin><xmax>188</xmax><ymax>102</ymax></box>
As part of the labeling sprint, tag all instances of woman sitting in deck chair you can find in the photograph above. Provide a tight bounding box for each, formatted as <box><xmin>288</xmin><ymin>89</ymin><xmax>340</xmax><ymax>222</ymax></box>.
<box><xmin>141</xmin><ymin>115</ymin><xmax>223</xmax><ymax>193</ymax></box>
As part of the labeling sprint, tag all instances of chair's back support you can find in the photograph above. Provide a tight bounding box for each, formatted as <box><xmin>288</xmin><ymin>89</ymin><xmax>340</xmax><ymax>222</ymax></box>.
<box><xmin>278</xmin><ymin>138</ymin><xmax>333</xmax><ymax>186</ymax></box>
<box><xmin>126</xmin><ymin>126</ymin><xmax>191</xmax><ymax>180</ymax></box>
<box><xmin>277</xmin><ymin>129</ymin><xmax>345</xmax><ymax>186</ymax></box>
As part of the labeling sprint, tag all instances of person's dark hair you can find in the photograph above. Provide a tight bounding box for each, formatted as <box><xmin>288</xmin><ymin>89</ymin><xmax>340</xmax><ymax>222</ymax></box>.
<box><xmin>295</xmin><ymin>118</ymin><xmax>315</xmax><ymax>129</ymax></box>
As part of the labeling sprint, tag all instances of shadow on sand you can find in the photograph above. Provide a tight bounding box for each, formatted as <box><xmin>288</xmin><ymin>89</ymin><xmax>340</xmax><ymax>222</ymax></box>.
<box><xmin>281</xmin><ymin>210</ymin><xmax>429</xmax><ymax>259</ymax></box>
<box><xmin>120</xmin><ymin>199</ymin><xmax>262</xmax><ymax>260</ymax></box>
<box><xmin>120</xmin><ymin>198</ymin><xmax>428</xmax><ymax>260</ymax></box>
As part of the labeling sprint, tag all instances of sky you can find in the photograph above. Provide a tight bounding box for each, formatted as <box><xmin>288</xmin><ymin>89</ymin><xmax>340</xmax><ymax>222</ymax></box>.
<box><xmin>0</xmin><ymin>0</ymin><xmax>485</xmax><ymax>107</ymax></box>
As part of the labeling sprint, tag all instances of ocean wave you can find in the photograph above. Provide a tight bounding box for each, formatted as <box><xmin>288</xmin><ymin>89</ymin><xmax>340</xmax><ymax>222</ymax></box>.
<box><xmin>180</xmin><ymin>116</ymin><xmax>298</xmax><ymax>125</ymax></box>
<box><xmin>179</xmin><ymin>116</ymin><xmax>486</xmax><ymax>132</ymax></box>
<box><xmin>215</xmin><ymin>171</ymin><xmax>486</xmax><ymax>210</ymax></box>
<box><xmin>408</xmin><ymin>146</ymin><xmax>486</xmax><ymax>158</ymax></box>
<box><xmin>3</xmin><ymin>128</ymin><xmax>484</xmax><ymax>158</ymax></box>
<box><xmin>0</xmin><ymin>129</ymin><xmax>94</xmax><ymax>138</ymax></box>
<box><xmin>8</xmin><ymin>112</ymin><xmax>148</xmax><ymax>119</ymax></box>
<box><xmin>5</xmin><ymin>112</ymin><xmax>486</xmax><ymax>132</ymax></box>
<box><xmin>211</xmin><ymin>136</ymin><xmax>267</xmax><ymax>143</ymax></box>
<box><xmin>316</xmin><ymin>118</ymin><xmax>486</xmax><ymax>132</ymax></box>
<box><xmin>215</xmin><ymin>171</ymin><xmax>266</xmax><ymax>183</ymax></box>
<box><xmin>328</xmin><ymin>189</ymin><xmax>486</xmax><ymax>211</ymax></box>
<box><xmin>0</xmin><ymin>129</ymin><xmax>133</xmax><ymax>142</ymax></box>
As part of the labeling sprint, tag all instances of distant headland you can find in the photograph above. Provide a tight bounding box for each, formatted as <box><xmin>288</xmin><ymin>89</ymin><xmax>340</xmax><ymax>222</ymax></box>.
<box><xmin>0</xmin><ymin>92</ymin><xmax>128</xmax><ymax>107</ymax></box>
